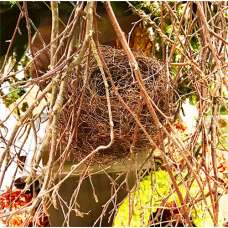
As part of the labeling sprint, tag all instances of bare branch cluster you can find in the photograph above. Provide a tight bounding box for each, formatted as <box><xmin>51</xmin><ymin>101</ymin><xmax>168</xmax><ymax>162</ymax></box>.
<box><xmin>0</xmin><ymin>1</ymin><xmax>227</xmax><ymax>226</ymax></box>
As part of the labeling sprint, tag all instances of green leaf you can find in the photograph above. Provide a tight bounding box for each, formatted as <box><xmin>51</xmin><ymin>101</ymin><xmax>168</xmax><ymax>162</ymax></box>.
<box><xmin>165</xmin><ymin>24</ymin><xmax>173</xmax><ymax>35</ymax></box>
<box><xmin>4</xmin><ymin>87</ymin><xmax>26</xmax><ymax>107</ymax></box>
<box><xmin>190</xmin><ymin>36</ymin><xmax>200</xmax><ymax>52</ymax></box>
<box><xmin>189</xmin><ymin>95</ymin><xmax>198</xmax><ymax>105</ymax></box>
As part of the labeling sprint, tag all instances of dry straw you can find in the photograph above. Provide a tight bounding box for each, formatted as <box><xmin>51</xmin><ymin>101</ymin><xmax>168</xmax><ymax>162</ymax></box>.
<box><xmin>52</xmin><ymin>46</ymin><xmax>175</xmax><ymax>163</ymax></box>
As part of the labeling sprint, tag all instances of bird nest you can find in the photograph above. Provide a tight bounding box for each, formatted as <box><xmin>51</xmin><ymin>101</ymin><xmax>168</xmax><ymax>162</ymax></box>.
<box><xmin>51</xmin><ymin>46</ymin><xmax>174</xmax><ymax>163</ymax></box>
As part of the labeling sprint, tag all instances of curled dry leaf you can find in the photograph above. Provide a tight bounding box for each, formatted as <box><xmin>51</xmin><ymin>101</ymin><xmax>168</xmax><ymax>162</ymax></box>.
<box><xmin>0</xmin><ymin>189</ymin><xmax>49</xmax><ymax>227</ymax></box>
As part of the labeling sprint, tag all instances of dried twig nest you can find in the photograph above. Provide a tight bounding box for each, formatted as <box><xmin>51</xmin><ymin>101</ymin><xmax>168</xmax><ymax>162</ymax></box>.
<box><xmin>53</xmin><ymin>46</ymin><xmax>174</xmax><ymax>162</ymax></box>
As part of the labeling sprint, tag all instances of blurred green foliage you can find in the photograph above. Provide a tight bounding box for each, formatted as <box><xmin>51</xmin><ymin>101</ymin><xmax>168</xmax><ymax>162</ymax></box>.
<box><xmin>4</xmin><ymin>87</ymin><xmax>25</xmax><ymax>107</ymax></box>
<box><xmin>114</xmin><ymin>169</ymin><xmax>216</xmax><ymax>227</ymax></box>
<box><xmin>190</xmin><ymin>36</ymin><xmax>201</xmax><ymax>53</ymax></box>
<box><xmin>114</xmin><ymin>170</ymin><xmax>170</xmax><ymax>227</ymax></box>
